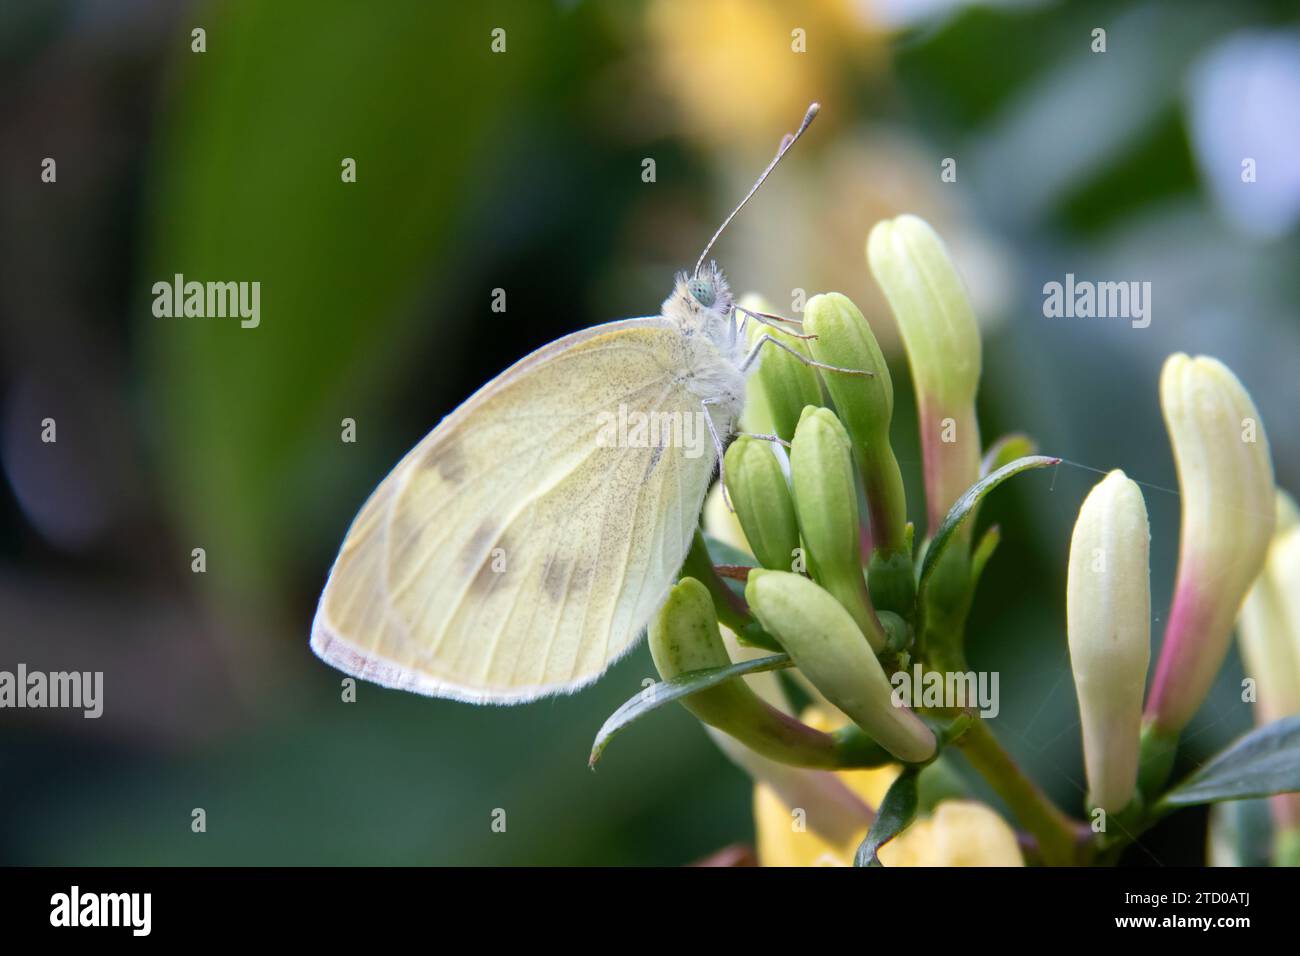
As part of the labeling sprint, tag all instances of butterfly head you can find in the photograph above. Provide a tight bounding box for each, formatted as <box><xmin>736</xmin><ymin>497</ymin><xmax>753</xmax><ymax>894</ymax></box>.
<box><xmin>669</xmin><ymin>261</ymin><xmax>733</xmax><ymax>326</ymax></box>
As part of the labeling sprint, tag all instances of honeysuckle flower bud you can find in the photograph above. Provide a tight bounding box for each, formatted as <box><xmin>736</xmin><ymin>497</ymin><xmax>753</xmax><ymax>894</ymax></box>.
<box><xmin>1066</xmin><ymin>470</ymin><xmax>1151</xmax><ymax>813</ymax></box>
<box><xmin>650</xmin><ymin>577</ymin><xmax>887</xmax><ymax>769</ymax></box>
<box><xmin>1238</xmin><ymin>522</ymin><xmax>1300</xmax><ymax>727</ymax></box>
<box><xmin>1145</xmin><ymin>354</ymin><xmax>1275</xmax><ymax>737</ymax></box>
<box><xmin>745</xmin><ymin>569</ymin><xmax>936</xmax><ymax>763</ymax></box>
<box><xmin>804</xmin><ymin>293</ymin><xmax>908</xmax><ymax>556</ymax></box>
<box><xmin>789</xmin><ymin>406</ymin><xmax>887</xmax><ymax>650</ymax></box>
<box><xmin>723</xmin><ymin>436</ymin><xmax>801</xmax><ymax>571</ymax></box>
<box><xmin>740</xmin><ymin>293</ymin><xmax>823</xmax><ymax>443</ymax></box>
<box><xmin>1276</xmin><ymin>490</ymin><xmax>1299</xmax><ymax>532</ymax></box>
<box><xmin>867</xmin><ymin>215</ymin><xmax>982</xmax><ymax>531</ymax></box>
<box><xmin>1237</xmin><ymin>516</ymin><xmax>1300</xmax><ymax>848</ymax></box>
<box><xmin>703</xmin><ymin>483</ymin><xmax>750</xmax><ymax>556</ymax></box>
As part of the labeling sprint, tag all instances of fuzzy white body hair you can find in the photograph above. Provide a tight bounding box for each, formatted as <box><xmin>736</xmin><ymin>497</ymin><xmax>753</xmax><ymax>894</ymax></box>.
<box><xmin>660</xmin><ymin>261</ymin><xmax>748</xmax><ymax>443</ymax></box>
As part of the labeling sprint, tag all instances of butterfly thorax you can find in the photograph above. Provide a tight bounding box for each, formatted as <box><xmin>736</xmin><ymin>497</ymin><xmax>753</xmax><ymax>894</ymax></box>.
<box><xmin>660</xmin><ymin>261</ymin><xmax>746</xmax><ymax>432</ymax></box>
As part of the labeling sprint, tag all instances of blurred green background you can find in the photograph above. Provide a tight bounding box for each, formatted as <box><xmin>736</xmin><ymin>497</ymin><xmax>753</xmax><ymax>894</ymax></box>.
<box><xmin>1</xmin><ymin>0</ymin><xmax>1297</xmax><ymax>865</ymax></box>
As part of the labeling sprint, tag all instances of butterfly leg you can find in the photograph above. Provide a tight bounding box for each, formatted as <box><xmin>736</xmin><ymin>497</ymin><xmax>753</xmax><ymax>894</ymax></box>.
<box><xmin>742</xmin><ymin>333</ymin><xmax>873</xmax><ymax>376</ymax></box>
<box><xmin>700</xmin><ymin>398</ymin><xmax>735</xmax><ymax>512</ymax></box>
<box><xmin>737</xmin><ymin>432</ymin><xmax>792</xmax><ymax>448</ymax></box>
<box><xmin>733</xmin><ymin>306</ymin><xmax>816</xmax><ymax>340</ymax></box>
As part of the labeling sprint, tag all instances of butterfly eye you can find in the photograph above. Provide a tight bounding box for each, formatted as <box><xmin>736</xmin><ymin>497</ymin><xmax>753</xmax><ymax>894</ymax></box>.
<box><xmin>688</xmin><ymin>278</ymin><xmax>716</xmax><ymax>308</ymax></box>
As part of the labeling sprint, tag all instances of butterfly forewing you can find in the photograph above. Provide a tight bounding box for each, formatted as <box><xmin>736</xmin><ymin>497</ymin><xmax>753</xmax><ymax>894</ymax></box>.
<box><xmin>312</xmin><ymin>318</ymin><xmax>717</xmax><ymax>703</ymax></box>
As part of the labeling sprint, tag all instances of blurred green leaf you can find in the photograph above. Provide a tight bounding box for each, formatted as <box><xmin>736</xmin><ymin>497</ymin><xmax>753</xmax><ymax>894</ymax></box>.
<box><xmin>143</xmin><ymin>1</ymin><xmax>536</xmax><ymax>612</ymax></box>
<box><xmin>1161</xmin><ymin>716</ymin><xmax>1300</xmax><ymax>808</ymax></box>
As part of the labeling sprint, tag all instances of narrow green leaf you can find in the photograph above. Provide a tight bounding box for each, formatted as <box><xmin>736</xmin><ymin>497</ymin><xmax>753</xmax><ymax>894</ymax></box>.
<box><xmin>854</xmin><ymin>767</ymin><xmax>921</xmax><ymax>867</ymax></box>
<box><xmin>918</xmin><ymin>456</ymin><xmax>1059</xmax><ymax>600</ymax></box>
<box><xmin>980</xmin><ymin>433</ymin><xmax>1038</xmax><ymax>477</ymax></box>
<box><xmin>1161</xmin><ymin>715</ymin><xmax>1300</xmax><ymax>808</ymax></box>
<box><xmin>589</xmin><ymin>654</ymin><xmax>792</xmax><ymax>767</ymax></box>
<box><xmin>969</xmin><ymin>524</ymin><xmax>1002</xmax><ymax>590</ymax></box>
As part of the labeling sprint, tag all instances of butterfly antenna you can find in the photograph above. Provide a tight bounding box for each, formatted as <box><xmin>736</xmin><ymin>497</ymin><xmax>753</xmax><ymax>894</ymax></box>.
<box><xmin>694</xmin><ymin>102</ymin><xmax>820</xmax><ymax>277</ymax></box>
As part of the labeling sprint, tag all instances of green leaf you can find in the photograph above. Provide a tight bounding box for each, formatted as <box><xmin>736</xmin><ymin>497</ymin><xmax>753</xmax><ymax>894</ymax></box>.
<box><xmin>589</xmin><ymin>654</ymin><xmax>792</xmax><ymax>767</ymax></box>
<box><xmin>1161</xmin><ymin>715</ymin><xmax>1300</xmax><ymax>808</ymax></box>
<box><xmin>143</xmin><ymin>1</ymin><xmax>536</xmax><ymax>612</ymax></box>
<box><xmin>980</xmin><ymin>433</ymin><xmax>1037</xmax><ymax>477</ymax></box>
<box><xmin>854</xmin><ymin>766</ymin><xmax>921</xmax><ymax>867</ymax></box>
<box><xmin>969</xmin><ymin>524</ymin><xmax>1001</xmax><ymax>589</ymax></box>
<box><xmin>918</xmin><ymin>455</ymin><xmax>1059</xmax><ymax>600</ymax></box>
<box><xmin>702</xmin><ymin>532</ymin><xmax>757</xmax><ymax>569</ymax></box>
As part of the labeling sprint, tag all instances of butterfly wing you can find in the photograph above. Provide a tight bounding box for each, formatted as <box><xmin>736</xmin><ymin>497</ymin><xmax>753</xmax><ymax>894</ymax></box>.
<box><xmin>311</xmin><ymin>317</ymin><xmax>719</xmax><ymax>703</ymax></box>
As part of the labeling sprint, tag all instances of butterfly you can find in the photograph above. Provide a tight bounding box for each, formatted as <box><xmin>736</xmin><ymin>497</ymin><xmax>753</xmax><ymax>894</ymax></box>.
<box><xmin>311</xmin><ymin>103</ymin><xmax>858</xmax><ymax>703</ymax></box>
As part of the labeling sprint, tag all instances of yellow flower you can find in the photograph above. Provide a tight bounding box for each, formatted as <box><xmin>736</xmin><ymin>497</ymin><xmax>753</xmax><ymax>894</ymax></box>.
<box><xmin>754</xmin><ymin>708</ymin><xmax>1024</xmax><ymax>867</ymax></box>
<box><xmin>643</xmin><ymin>0</ymin><xmax>879</xmax><ymax>149</ymax></box>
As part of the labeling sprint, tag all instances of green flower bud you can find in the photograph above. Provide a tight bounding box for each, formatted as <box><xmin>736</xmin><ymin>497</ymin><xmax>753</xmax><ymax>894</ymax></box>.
<box><xmin>1067</xmin><ymin>470</ymin><xmax>1150</xmax><ymax>813</ymax></box>
<box><xmin>740</xmin><ymin>293</ymin><xmax>823</xmax><ymax>442</ymax></box>
<box><xmin>650</xmin><ymin>578</ymin><xmax>888</xmax><ymax>769</ymax></box>
<box><xmin>745</xmin><ymin>569</ymin><xmax>937</xmax><ymax>763</ymax></box>
<box><xmin>867</xmin><ymin>215</ymin><xmax>982</xmax><ymax>531</ymax></box>
<box><xmin>723</xmin><ymin>436</ymin><xmax>801</xmax><ymax>572</ymax></box>
<box><xmin>790</xmin><ymin>405</ymin><xmax>887</xmax><ymax>651</ymax></box>
<box><xmin>804</xmin><ymin>292</ymin><xmax>909</xmax><ymax>562</ymax></box>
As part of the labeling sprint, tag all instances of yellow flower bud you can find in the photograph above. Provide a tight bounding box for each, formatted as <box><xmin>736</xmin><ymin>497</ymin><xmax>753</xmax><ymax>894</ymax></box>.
<box><xmin>745</xmin><ymin>569</ymin><xmax>936</xmax><ymax>763</ymax></box>
<box><xmin>789</xmin><ymin>406</ymin><xmax>886</xmax><ymax>649</ymax></box>
<box><xmin>723</xmin><ymin>436</ymin><xmax>800</xmax><ymax>571</ymax></box>
<box><xmin>1237</xmin><ymin>517</ymin><xmax>1300</xmax><ymax>846</ymax></box>
<box><xmin>1146</xmin><ymin>354</ymin><xmax>1275</xmax><ymax>736</ymax></box>
<box><xmin>1067</xmin><ymin>470</ymin><xmax>1151</xmax><ymax>813</ymax></box>
<box><xmin>1238</xmin><ymin>522</ymin><xmax>1300</xmax><ymax>726</ymax></box>
<box><xmin>867</xmin><ymin>214</ymin><xmax>982</xmax><ymax>529</ymax></box>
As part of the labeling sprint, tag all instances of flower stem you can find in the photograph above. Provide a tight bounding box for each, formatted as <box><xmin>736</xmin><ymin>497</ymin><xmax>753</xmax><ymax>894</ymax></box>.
<box><xmin>957</xmin><ymin>719</ymin><xmax>1086</xmax><ymax>866</ymax></box>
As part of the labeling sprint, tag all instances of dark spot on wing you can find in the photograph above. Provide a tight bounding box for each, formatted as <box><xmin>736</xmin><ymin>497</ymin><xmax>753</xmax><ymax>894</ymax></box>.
<box><xmin>643</xmin><ymin>445</ymin><xmax>664</xmax><ymax>481</ymax></box>
<box><xmin>432</xmin><ymin>443</ymin><xmax>468</xmax><ymax>483</ymax></box>
<box><xmin>462</xmin><ymin>519</ymin><xmax>499</xmax><ymax>569</ymax></box>
<box><xmin>542</xmin><ymin>555</ymin><xmax>571</xmax><ymax>602</ymax></box>
<box><xmin>469</xmin><ymin>533</ymin><xmax>512</xmax><ymax>594</ymax></box>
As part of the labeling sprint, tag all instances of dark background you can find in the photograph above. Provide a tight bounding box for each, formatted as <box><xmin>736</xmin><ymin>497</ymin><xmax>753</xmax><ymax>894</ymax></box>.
<box><xmin>1</xmin><ymin>0</ymin><xmax>1296</xmax><ymax>864</ymax></box>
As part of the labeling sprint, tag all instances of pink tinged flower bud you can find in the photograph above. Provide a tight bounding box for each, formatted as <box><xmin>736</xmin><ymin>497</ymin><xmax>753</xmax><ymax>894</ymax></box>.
<box><xmin>1067</xmin><ymin>470</ymin><xmax>1151</xmax><ymax>813</ymax></box>
<box><xmin>1146</xmin><ymin>354</ymin><xmax>1276</xmax><ymax>736</ymax></box>
<box><xmin>866</xmin><ymin>215</ymin><xmax>982</xmax><ymax>531</ymax></box>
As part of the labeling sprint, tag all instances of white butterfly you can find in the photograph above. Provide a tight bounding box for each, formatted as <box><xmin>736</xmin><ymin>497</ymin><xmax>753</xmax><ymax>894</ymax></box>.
<box><xmin>311</xmin><ymin>103</ymin><xmax>854</xmax><ymax>703</ymax></box>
